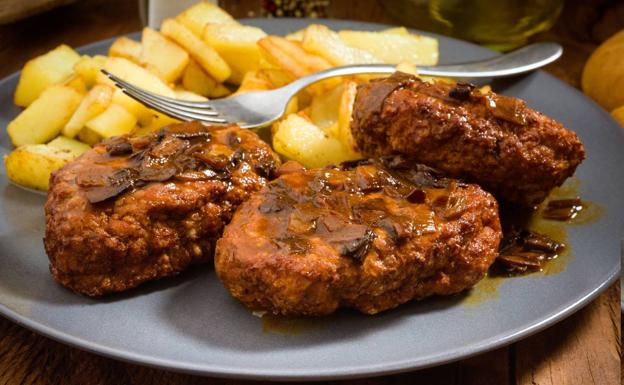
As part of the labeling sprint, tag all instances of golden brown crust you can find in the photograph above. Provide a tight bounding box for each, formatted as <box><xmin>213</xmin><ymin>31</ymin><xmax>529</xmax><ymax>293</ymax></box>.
<box><xmin>215</xmin><ymin>156</ymin><xmax>502</xmax><ymax>316</ymax></box>
<box><xmin>351</xmin><ymin>73</ymin><xmax>585</xmax><ymax>206</ymax></box>
<box><xmin>44</xmin><ymin>123</ymin><xmax>280</xmax><ymax>296</ymax></box>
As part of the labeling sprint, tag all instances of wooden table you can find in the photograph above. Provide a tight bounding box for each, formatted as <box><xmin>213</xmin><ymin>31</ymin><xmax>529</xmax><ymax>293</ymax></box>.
<box><xmin>0</xmin><ymin>1</ymin><xmax>621</xmax><ymax>384</ymax></box>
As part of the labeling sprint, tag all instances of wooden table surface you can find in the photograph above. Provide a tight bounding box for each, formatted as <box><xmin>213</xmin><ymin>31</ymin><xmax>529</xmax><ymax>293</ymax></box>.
<box><xmin>0</xmin><ymin>1</ymin><xmax>621</xmax><ymax>384</ymax></box>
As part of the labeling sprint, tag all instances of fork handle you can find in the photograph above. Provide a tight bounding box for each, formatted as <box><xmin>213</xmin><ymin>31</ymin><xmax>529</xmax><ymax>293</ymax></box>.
<box><xmin>283</xmin><ymin>42</ymin><xmax>562</xmax><ymax>95</ymax></box>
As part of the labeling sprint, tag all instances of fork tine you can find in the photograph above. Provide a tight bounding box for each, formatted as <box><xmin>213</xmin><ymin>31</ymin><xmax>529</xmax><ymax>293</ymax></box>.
<box><xmin>102</xmin><ymin>70</ymin><xmax>227</xmax><ymax>123</ymax></box>
<box><xmin>102</xmin><ymin>70</ymin><xmax>216</xmax><ymax>109</ymax></box>
<box><xmin>124</xmin><ymin>87</ymin><xmax>220</xmax><ymax>117</ymax></box>
<box><xmin>120</xmin><ymin>87</ymin><xmax>228</xmax><ymax>124</ymax></box>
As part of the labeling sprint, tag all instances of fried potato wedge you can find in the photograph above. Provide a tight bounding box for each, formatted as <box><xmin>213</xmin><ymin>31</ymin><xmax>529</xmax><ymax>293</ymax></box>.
<box><xmin>141</xmin><ymin>28</ymin><xmax>190</xmax><ymax>83</ymax></box>
<box><xmin>73</xmin><ymin>55</ymin><xmax>107</xmax><ymax>87</ymax></box>
<box><xmin>108</xmin><ymin>36</ymin><xmax>142</xmax><ymax>63</ymax></box>
<box><xmin>273</xmin><ymin>113</ymin><xmax>357</xmax><ymax>168</ymax></box>
<box><xmin>258</xmin><ymin>36</ymin><xmax>331</xmax><ymax>78</ymax></box>
<box><xmin>85</xmin><ymin>104</ymin><xmax>137</xmax><ymax>138</ymax></box>
<box><xmin>103</xmin><ymin>57</ymin><xmax>175</xmax><ymax>97</ymax></box>
<box><xmin>62</xmin><ymin>84</ymin><xmax>114</xmax><ymax>138</ymax></box>
<box><xmin>174</xmin><ymin>87</ymin><xmax>208</xmax><ymax>101</ymax></box>
<box><xmin>301</xmin><ymin>24</ymin><xmax>380</xmax><ymax>66</ymax></box>
<box><xmin>338</xmin><ymin>80</ymin><xmax>360</xmax><ymax>156</ymax></box>
<box><xmin>203</xmin><ymin>24</ymin><xmax>267</xmax><ymax>84</ymax></box>
<box><xmin>76</xmin><ymin>127</ymin><xmax>102</xmax><ymax>146</ymax></box>
<box><xmin>176</xmin><ymin>0</ymin><xmax>238</xmax><ymax>37</ymax></box>
<box><xmin>309</xmin><ymin>83</ymin><xmax>343</xmax><ymax>136</ymax></box>
<box><xmin>14</xmin><ymin>44</ymin><xmax>81</xmax><ymax>107</ymax></box>
<box><xmin>161</xmin><ymin>18</ymin><xmax>231</xmax><ymax>82</ymax></box>
<box><xmin>339</xmin><ymin>29</ymin><xmax>438</xmax><ymax>65</ymax></box>
<box><xmin>4</xmin><ymin>144</ymin><xmax>76</xmax><ymax>190</ymax></box>
<box><xmin>8</xmin><ymin>85</ymin><xmax>82</xmax><ymax>146</ymax></box>
<box><xmin>62</xmin><ymin>74</ymin><xmax>88</xmax><ymax>94</ymax></box>
<box><xmin>181</xmin><ymin>59</ymin><xmax>230</xmax><ymax>97</ymax></box>
<box><xmin>47</xmin><ymin>135</ymin><xmax>91</xmax><ymax>157</ymax></box>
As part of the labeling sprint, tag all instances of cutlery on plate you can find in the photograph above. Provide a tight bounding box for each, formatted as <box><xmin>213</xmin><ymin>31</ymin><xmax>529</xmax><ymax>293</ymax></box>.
<box><xmin>102</xmin><ymin>41</ymin><xmax>562</xmax><ymax>129</ymax></box>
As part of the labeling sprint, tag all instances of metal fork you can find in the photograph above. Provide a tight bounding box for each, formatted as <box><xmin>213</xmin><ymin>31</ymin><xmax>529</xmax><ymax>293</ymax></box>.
<box><xmin>102</xmin><ymin>42</ymin><xmax>561</xmax><ymax>129</ymax></box>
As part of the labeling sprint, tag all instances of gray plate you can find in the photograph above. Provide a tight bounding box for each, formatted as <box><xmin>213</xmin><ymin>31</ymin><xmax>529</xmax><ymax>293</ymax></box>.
<box><xmin>0</xmin><ymin>19</ymin><xmax>621</xmax><ymax>381</ymax></box>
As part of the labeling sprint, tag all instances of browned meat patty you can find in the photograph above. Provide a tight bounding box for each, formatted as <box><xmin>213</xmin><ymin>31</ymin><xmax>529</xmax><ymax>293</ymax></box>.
<box><xmin>215</xmin><ymin>156</ymin><xmax>501</xmax><ymax>316</ymax></box>
<box><xmin>44</xmin><ymin>122</ymin><xmax>280</xmax><ymax>296</ymax></box>
<box><xmin>351</xmin><ymin>72</ymin><xmax>585</xmax><ymax>206</ymax></box>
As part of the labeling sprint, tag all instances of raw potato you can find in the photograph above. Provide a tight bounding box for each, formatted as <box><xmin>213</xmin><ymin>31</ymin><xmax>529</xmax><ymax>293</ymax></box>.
<box><xmin>8</xmin><ymin>85</ymin><xmax>83</xmax><ymax>146</ymax></box>
<box><xmin>339</xmin><ymin>30</ymin><xmax>438</xmax><ymax>65</ymax></box>
<box><xmin>258</xmin><ymin>36</ymin><xmax>331</xmax><ymax>78</ymax></box>
<box><xmin>14</xmin><ymin>44</ymin><xmax>81</xmax><ymax>107</ymax></box>
<box><xmin>582</xmin><ymin>30</ymin><xmax>624</xmax><ymax>111</ymax></box>
<box><xmin>4</xmin><ymin>144</ymin><xmax>76</xmax><ymax>191</ymax></box>
<box><xmin>86</xmin><ymin>104</ymin><xmax>137</xmax><ymax>138</ymax></box>
<box><xmin>73</xmin><ymin>55</ymin><xmax>107</xmax><ymax>87</ymax></box>
<box><xmin>203</xmin><ymin>24</ymin><xmax>267</xmax><ymax>84</ymax></box>
<box><xmin>161</xmin><ymin>18</ymin><xmax>231</xmax><ymax>82</ymax></box>
<box><xmin>176</xmin><ymin>1</ymin><xmax>238</xmax><ymax>37</ymax></box>
<box><xmin>47</xmin><ymin>136</ymin><xmax>91</xmax><ymax>157</ymax></box>
<box><xmin>63</xmin><ymin>85</ymin><xmax>114</xmax><ymax>138</ymax></box>
<box><xmin>273</xmin><ymin>113</ymin><xmax>356</xmax><ymax>168</ymax></box>
<box><xmin>108</xmin><ymin>37</ymin><xmax>142</xmax><ymax>63</ymax></box>
<box><xmin>141</xmin><ymin>28</ymin><xmax>189</xmax><ymax>82</ymax></box>
<box><xmin>301</xmin><ymin>24</ymin><xmax>380</xmax><ymax>66</ymax></box>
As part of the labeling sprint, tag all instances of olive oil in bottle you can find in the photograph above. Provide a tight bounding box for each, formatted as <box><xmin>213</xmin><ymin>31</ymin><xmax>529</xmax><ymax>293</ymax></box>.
<box><xmin>382</xmin><ymin>0</ymin><xmax>563</xmax><ymax>51</ymax></box>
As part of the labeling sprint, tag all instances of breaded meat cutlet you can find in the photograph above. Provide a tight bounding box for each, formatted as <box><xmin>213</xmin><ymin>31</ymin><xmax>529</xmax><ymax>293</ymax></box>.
<box><xmin>351</xmin><ymin>72</ymin><xmax>585</xmax><ymax>206</ymax></box>
<box><xmin>215</xmin><ymin>156</ymin><xmax>501</xmax><ymax>316</ymax></box>
<box><xmin>44</xmin><ymin>122</ymin><xmax>280</xmax><ymax>296</ymax></box>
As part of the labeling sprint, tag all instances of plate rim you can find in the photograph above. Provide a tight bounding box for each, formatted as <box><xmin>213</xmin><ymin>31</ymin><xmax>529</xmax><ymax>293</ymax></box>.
<box><xmin>0</xmin><ymin>17</ymin><xmax>620</xmax><ymax>381</ymax></box>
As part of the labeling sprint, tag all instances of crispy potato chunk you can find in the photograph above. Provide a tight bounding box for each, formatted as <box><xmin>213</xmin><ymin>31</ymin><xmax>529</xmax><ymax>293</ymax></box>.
<box><xmin>161</xmin><ymin>18</ymin><xmax>231</xmax><ymax>82</ymax></box>
<box><xmin>141</xmin><ymin>28</ymin><xmax>190</xmax><ymax>82</ymax></box>
<box><xmin>85</xmin><ymin>104</ymin><xmax>137</xmax><ymax>138</ymax></box>
<box><xmin>174</xmin><ymin>87</ymin><xmax>208</xmax><ymax>101</ymax></box>
<box><xmin>73</xmin><ymin>55</ymin><xmax>107</xmax><ymax>87</ymax></box>
<box><xmin>309</xmin><ymin>83</ymin><xmax>343</xmax><ymax>136</ymax></box>
<box><xmin>181</xmin><ymin>59</ymin><xmax>230</xmax><ymax>97</ymax></box>
<box><xmin>338</xmin><ymin>80</ymin><xmax>360</xmax><ymax>155</ymax></box>
<box><xmin>4</xmin><ymin>144</ymin><xmax>76</xmax><ymax>190</ymax></box>
<box><xmin>301</xmin><ymin>24</ymin><xmax>380</xmax><ymax>66</ymax></box>
<box><xmin>63</xmin><ymin>85</ymin><xmax>114</xmax><ymax>138</ymax></box>
<box><xmin>47</xmin><ymin>136</ymin><xmax>91</xmax><ymax>157</ymax></box>
<box><xmin>8</xmin><ymin>85</ymin><xmax>82</xmax><ymax>146</ymax></box>
<box><xmin>203</xmin><ymin>24</ymin><xmax>267</xmax><ymax>84</ymax></box>
<box><xmin>273</xmin><ymin>113</ymin><xmax>356</xmax><ymax>168</ymax></box>
<box><xmin>103</xmin><ymin>56</ymin><xmax>176</xmax><ymax>97</ymax></box>
<box><xmin>76</xmin><ymin>127</ymin><xmax>103</xmax><ymax>146</ymax></box>
<box><xmin>14</xmin><ymin>44</ymin><xmax>81</xmax><ymax>107</ymax></box>
<box><xmin>108</xmin><ymin>36</ymin><xmax>142</xmax><ymax>63</ymax></box>
<box><xmin>176</xmin><ymin>1</ymin><xmax>238</xmax><ymax>37</ymax></box>
<box><xmin>258</xmin><ymin>36</ymin><xmax>331</xmax><ymax>78</ymax></box>
<box><xmin>338</xmin><ymin>30</ymin><xmax>438</xmax><ymax>65</ymax></box>
<box><xmin>63</xmin><ymin>75</ymin><xmax>88</xmax><ymax>94</ymax></box>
